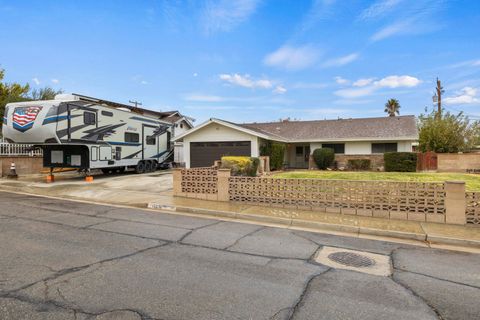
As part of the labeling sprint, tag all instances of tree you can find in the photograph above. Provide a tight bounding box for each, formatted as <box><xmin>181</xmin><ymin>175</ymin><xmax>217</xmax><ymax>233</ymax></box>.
<box><xmin>0</xmin><ymin>69</ymin><xmax>63</xmax><ymax>126</ymax></box>
<box><xmin>384</xmin><ymin>98</ymin><xmax>400</xmax><ymax>117</ymax></box>
<box><xmin>30</xmin><ymin>87</ymin><xmax>63</xmax><ymax>100</ymax></box>
<box><xmin>418</xmin><ymin>109</ymin><xmax>480</xmax><ymax>153</ymax></box>
<box><xmin>0</xmin><ymin>69</ymin><xmax>30</xmax><ymax>124</ymax></box>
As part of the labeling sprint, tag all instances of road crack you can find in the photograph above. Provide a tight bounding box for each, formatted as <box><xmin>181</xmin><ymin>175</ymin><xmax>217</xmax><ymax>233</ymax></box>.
<box><xmin>286</xmin><ymin>268</ymin><xmax>332</xmax><ymax>320</ymax></box>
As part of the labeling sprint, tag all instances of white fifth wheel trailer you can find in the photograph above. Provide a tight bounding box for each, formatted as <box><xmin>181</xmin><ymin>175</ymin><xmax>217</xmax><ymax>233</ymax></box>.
<box><xmin>2</xmin><ymin>93</ymin><xmax>173</xmax><ymax>174</ymax></box>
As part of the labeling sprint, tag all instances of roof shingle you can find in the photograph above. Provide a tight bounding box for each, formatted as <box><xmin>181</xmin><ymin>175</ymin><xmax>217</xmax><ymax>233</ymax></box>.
<box><xmin>239</xmin><ymin>115</ymin><xmax>418</xmax><ymax>141</ymax></box>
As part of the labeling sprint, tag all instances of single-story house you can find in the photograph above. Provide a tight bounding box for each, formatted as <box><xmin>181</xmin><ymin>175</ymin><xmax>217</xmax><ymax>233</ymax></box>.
<box><xmin>173</xmin><ymin>115</ymin><xmax>418</xmax><ymax>169</ymax></box>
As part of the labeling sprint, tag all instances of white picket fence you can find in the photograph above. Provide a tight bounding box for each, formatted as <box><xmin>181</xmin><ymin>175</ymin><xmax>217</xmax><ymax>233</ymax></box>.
<box><xmin>0</xmin><ymin>142</ymin><xmax>43</xmax><ymax>157</ymax></box>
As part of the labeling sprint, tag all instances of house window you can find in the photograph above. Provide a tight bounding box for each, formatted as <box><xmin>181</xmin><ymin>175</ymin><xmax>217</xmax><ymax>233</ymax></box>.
<box><xmin>83</xmin><ymin>112</ymin><xmax>96</xmax><ymax>125</ymax></box>
<box><xmin>125</xmin><ymin>132</ymin><xmax>139</xmax><ymax>143</ymax></box>
<box><xmin>296</xmin><ymin>146</ymin><xmax>303</xmax><ymax>156</ymax></box>
<box><xmin>372</xmin><ymin>143</ymin><xmax>397</xmax><ymax>153</ymax></box>
<box><xmin>180</xmin><ymin>123</ymin><xmax>184</xmax><ymax>129</ymax></box>
<box><xmin>322</xmin><ymin>143</ymin><xmax>345</xmax><ymax>154</ymax></box>
<box><xmin>146</xmin><ymin>135</ymin><xmax>156</xmax><ymax>145</ymax></box>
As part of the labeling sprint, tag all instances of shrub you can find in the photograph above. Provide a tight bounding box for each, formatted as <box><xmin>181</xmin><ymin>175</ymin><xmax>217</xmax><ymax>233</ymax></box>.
<box><xmin>221</xmin><ymin>156</ymin><xmax>259</xmax><ymax>176</ymax></box>
<box><xmin>312</xmin><ymin>148</ymin><xmax>335</xmax><ymax>170</ymax></box>
<box><xmin>347</xmin><ymin>159</ymin><xmax>371</xmax><ymax>171</ymax></box>
<box><xmin>260</xmin><ymin>141</ymin><xmax>286</xmax><ymax>171</ymax></box>
<box><xmin>384</xmin><ymin>152</ymin><xmax>417</xmax><ymax>172</ymax></box>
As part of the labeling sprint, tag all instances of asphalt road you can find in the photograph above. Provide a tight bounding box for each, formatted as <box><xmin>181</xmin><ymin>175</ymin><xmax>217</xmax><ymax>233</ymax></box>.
<box><xmin>0</xmin><ymin>191</ymin><xmax>479</xmax><ymax>320</ymax></box>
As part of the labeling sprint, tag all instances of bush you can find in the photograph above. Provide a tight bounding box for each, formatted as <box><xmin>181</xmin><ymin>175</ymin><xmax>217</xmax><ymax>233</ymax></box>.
<box><xmin>260</xmin><ymin>141</ymin><xmax>286</xmax><ymax>171</ymax></box>
<box><xmin>347</xmin><ymin>159</ymin><xmax>371</xmax><ymax>171</ymax></box>
<box><xmin>312</xmin><ymin>148</ymin><xmax>335</xmax><ymax>170</ymax></box>
<box><xmin>384</xmin><ymin>152</ymin><xmax>417</xmax><ymax>172</ymax></box>
<box><xmin>221</xmin><ymin>156</ymin><xmax>259</xmax><ymax>176</ymax></box>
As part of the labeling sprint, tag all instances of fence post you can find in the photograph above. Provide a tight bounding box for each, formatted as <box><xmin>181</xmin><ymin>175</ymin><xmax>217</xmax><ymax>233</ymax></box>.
<box><xmin>172</xmin><ymin>168</ymin><xmax>182</xmax><ymax>196</ymax></box>
<box><xmin>217</xmin><ymin>169</ymin><xmax>231</xmax><ymax>202</ymax></box>
<box><xmin>445</xmin><ymin>181</ymin><xmax>466</xmax><ymax>225</ymax></box>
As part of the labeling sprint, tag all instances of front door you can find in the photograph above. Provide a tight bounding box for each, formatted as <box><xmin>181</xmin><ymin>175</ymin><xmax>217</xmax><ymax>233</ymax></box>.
<box><xmin>294</xmin><ymin>145</ymin><xmax>310</xmax><ymax>168</ymax></box>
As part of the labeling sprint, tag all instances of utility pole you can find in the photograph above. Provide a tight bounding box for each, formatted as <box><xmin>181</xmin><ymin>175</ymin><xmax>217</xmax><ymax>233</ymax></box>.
<box><xmin>129</xmin><ymin>100</ymin><xmax>142</xmax><ymax>110</ymax></box>
<box><xmin>432</xmin><ymin>78</ymin><xmax>444</xmax><ymax>117</ymax></box>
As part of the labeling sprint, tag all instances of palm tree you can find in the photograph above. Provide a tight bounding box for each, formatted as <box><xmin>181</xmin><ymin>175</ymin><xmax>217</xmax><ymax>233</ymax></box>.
<box><xmin>384</xmin><ymin>98</ymin><xmax>400</xmax><ymax>117</ymax></box>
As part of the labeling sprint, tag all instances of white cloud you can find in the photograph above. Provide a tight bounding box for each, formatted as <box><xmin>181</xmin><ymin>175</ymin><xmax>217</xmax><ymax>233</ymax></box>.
<box><xmin>334</xmin><ymin>75</ymin><xmax>421</xmax><ymax>98</ymax></box>
<box><xmin>444</xmin><ymin>87</ymin><xmax>480</xmax><ymax>105</ymax></box>
<box><xmin>263</xmin><ymin>45</ymin><xmax>320</xmax><ymax>71</ymax></box>
<box><xmin>184</xmin><ymin>94</ymin><xmax>224</xmax><ymax>102</ymax></box>
<box><xmin>51</xmin><ymin>79</ymin><xmax>59</xmax><ymax>84</ymax></box>
<box><xmin>334</xmin><ymin>87</ymin><xmax>376</xmax><ymax>99</ymax></box>
<box><xmin>370</xmin><ymin>20</ymin><xmax>411</xmax><ymax>42</ymax></box>
<box><xmin>322</xmin><ymin>53</ymin><xmax>359</xmax><ymax>68</ymax></box>
<box><xmin>474</xmin><ymin>60</ymin><xmax>480</xmax><ymax>66</ymax></box>
<box><xmin>369</xmin><ymin>1</ymin><xmax>447</xmax><ymax>42</ymax></box>
<box><xmin>334</xmin><ymin>76</ymin><xmax>349</xmax><ymax>85</ymax></box>
<box><xmin>353</xmin><ymin>78</ymin><xmax>375</xmax><ymax>87</ymax></box>
<box><xmin>359</xmin><ymin>0</ymin><xmax>404</xmax><ymax>20</ymax></box>
<box><xmin>193</xmin><ymin>73</ymin><xmax>198</xmax><ymax>77</ymax></box>
<box><xmin>299</xmin><ymin>0</ymin><xmax>338</xmax><ymax>32</ymax></box>
<box><xmin>219</xmin><ymin>73</ymin><xmax>273</xmax><ymax>89</ymax></box>
<box><xmin>273</xmin><ymin>86</ymin><xmax>287</xmax><ymax>94</ymax></box>
<box><xmin>32</xmin><ymin>78</ymin><xmax>40</xmax><ymax>85</ymax></box>
<box><xmin>140</xmin><ymin>80</ymin><xmax>148</xmax><ymax>85</ymax></box>
<box><xmin>375</xmin><ymin>75</ymin><xmax>421</xmax><ymax>88</ymax></box>
<box><xmin>201</xmin><ymin>0</ymin><xmax>261</xmax><ymax>34</ymax></box>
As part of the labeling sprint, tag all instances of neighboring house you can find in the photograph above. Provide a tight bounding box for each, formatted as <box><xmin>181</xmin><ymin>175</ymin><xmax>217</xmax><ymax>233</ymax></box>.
<box><xmin>119</xmin><ymin>106</ymin><xmax>194</xmax><ymax>165</ymax></box>
<box><xmin>173</xmin><ymin>115</ymin><xmax>418</xmax><ymax>169</ymax></box>
<box><xmin>154</xmin><ymin>111</ymin><xmax>194</xmax><ymax>166</ymax></box>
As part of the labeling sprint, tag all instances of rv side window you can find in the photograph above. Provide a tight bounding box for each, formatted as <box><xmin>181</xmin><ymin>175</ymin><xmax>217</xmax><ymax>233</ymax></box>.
<box><xmin>146</xmin><ymin>136</ymin><xmax>156</xmax><ymax>145</ymax></box>
<box><xmin>101</xmin><ymin>110</ymin><xmax>113</xmax><ymax>117</ymax></box>
<box><xmin>84</xmin><ymin>112</ymin><xmax>96</xmax><ymax>125</ymax></box>
<box><xmin>125</xmin><ymin>132</ymin><xmax>139</xmax><ymax>143</ymax></box>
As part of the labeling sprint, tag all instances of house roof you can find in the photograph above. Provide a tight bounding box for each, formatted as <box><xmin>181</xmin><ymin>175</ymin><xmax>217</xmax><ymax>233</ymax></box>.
<box><xmin>173</xmin><ymin>115</ymin><xmax>418</xmax><ymax>142</ymax></box>
<box><xmin>240</xmin><ymin>115</ymin><xmax>418</xmax><ymax>142</ymax></box>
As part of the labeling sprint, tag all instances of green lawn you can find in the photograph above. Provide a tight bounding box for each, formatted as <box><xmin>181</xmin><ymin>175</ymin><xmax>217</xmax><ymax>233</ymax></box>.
<box><xmin>271</xmin><ymin>170</ymin><xmax>480</xmax><ymax>191</ymax></box>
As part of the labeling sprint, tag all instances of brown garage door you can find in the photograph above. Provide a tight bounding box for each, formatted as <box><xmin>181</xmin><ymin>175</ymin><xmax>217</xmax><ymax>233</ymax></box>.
<box><xmin>190</xmin><ymin>141</ymin><xmax>251</xmax><ymax>168</ymax></box>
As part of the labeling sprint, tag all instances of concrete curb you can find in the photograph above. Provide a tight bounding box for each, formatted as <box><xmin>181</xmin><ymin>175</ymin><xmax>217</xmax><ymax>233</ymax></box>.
<box><xmin>147</xmin><ymin>201</ymin><xmax>480</xmax><ymax>248</ymax></box>
<box><xmin>148</xmin><ymin>202</ymin><xmax>439</xmax><ymax>244</ymax></box>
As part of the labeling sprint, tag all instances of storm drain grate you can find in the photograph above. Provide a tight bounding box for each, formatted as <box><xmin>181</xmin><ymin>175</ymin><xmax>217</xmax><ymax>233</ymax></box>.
<box><xmin>314</xmin><ymin>246</ymin><xmax>392</xmax><ymax>276</ymax></box>
<box><xmin>328</xmin><ymin>251</ymin><xmax>376</xmax><ymax>268</ymax></box>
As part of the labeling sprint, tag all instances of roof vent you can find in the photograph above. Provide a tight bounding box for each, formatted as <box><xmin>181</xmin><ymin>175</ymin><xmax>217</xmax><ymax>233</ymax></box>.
<box><xmin>54</xmin><ymin>93</ymin><xmax>79</xmax><ymax>101</ymax></box>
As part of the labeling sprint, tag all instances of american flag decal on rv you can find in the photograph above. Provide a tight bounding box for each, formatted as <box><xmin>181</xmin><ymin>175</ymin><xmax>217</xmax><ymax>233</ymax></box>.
<box><xmin>12</xmin><ymin>106</ymin><xmax>42</xmax><ymax>132</ymax></box>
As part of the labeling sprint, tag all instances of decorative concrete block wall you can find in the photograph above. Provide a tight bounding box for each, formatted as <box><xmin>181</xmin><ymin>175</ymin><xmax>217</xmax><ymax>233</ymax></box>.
<box><xmin>174</xmin><ymin>168</ymin><xmax>473</xmax><ymax>226</ymax></box>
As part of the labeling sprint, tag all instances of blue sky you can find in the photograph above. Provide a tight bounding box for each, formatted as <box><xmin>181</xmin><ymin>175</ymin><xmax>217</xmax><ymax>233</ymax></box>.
<box><xmin>1</xmin><ymin>0</ymin><xmax>479</xmax><ymax>124</ymax></box>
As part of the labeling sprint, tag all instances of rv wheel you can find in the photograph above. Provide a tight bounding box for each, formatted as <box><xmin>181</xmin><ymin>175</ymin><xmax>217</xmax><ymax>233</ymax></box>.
<box><xmin>101</xmin><ymin>168</ymin><xmax>113</xmax><ymax>175</ymax></box>
<box><xmin>135</xmin><ymin>161</ymin><xmax>145</xmax><ymax>174</ymax></box>
<box><xmin>144</xmin><ymin>161</ymin><xmax>152</xmax><ymax>173</ymax></box>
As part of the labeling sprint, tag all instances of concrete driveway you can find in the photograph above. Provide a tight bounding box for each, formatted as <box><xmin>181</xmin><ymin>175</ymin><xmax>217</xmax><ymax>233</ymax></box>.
<box><xmin>0</xmin><ymin>170</ymin><xmax>173</xmax><ymax>207</ymax></box>
<box><xmin>0</xmin><ymin>191</ymin><xmax>479</xmax><ymax>320</ymax></box>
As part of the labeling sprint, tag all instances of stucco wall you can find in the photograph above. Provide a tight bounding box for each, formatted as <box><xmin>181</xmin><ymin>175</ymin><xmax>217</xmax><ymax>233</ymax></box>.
<box><xmin>172</xmin><ymin>120</ymin><xmax>191</xmax><ymax>137</ymax></box>
<box><xmin>437</xmin><ymin>153</ymin><xmax>480</xmax><ymax>173</ymax></box>
<box><xmin>183</xmin><ymin>123</ymin><xmax>259</xmax><ymax>168</ymax></box>
<box><xmin>309</xmin><ymin>141</ymin><xmax>414</xmax><ymax>155</ymax></box>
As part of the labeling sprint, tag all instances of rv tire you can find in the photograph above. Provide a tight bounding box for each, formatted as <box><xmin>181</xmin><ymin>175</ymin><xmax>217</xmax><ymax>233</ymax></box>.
<box><xmin>135</xmin><ymin>161</ymin><xmax>145</xmax><ymax>174</ymax></box>
<box><xmin>144</xmin><ymin>161</ymin><xmax>152</xmax><ymax>173</ymax></box>
<box><xmin>101</xmin><ymin>168</ymin><xmax>114</xmax><ymax>175</ymax></box>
